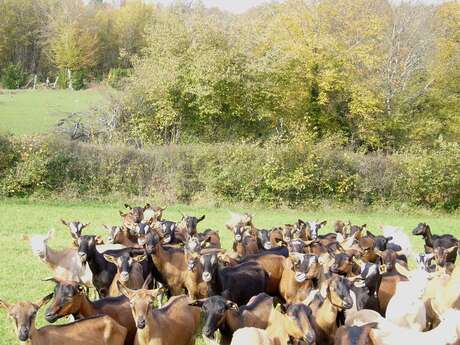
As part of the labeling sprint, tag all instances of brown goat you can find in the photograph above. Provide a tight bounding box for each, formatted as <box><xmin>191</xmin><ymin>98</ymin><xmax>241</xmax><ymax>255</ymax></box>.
<box><xmin>376</xmin><ymin>249</ymin><xmax>408</xmax><ymax>316</ymax></box>
<box><xmin>146</xmin><ymin>231</ymin><xmax>187</xmax><ymax>295</ymax></box>
<box><xmin>44</xmin><ymin>278</ymin><xmax>136</xmax><ymax>345</ymax></box>
<box><xmin>308</xmin><ymin>275</ymin><xmax>354</xmax><ymax>345</ymax></box>
<box><xmin>119</xmin><ymin>285</ymin><xmax>201</xmax><ymax>345</ymax></box>
<box><xmin>104</xmin><ymin>225</ymin><xmax>139</xmax><ymax>247</ymax></box>
<box><xmin>0</xmin><ymin>294</ymin><xmax>127</xmax><ymax>345</ymax></box>
<box><xmin>229</xmin><ymin>302</ymin><xmax>316</xmax><ymax>345</ymax></box>
<box><xmin>189</xmin><ymin>293</ymin><xmax>274</xmax><ymax>345</ymax></box>
<box><xmin>280</xmin><ymin>253</ymin><xmax>320</xmax><ymax>303</ymax></box>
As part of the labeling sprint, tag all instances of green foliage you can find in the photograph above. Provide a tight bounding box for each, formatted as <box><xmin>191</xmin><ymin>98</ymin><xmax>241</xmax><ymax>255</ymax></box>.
<box><xmin>107</xmin><ymin>68</ymin><xmax>131</xmax><ymax>89</ymax></box>
<box><xmin>1</xmin><ymin>134</ymin><xmax>459</xmax><ymax>210</ymax></box>
<box><xmin>1</xmin><ymin>64</ymin><xmax>27</xmax><ymax>89</ymax></box>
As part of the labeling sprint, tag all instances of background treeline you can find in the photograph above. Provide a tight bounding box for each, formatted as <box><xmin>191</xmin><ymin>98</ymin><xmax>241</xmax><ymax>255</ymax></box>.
<box><xmin>1</xmin><ymin>0</ymin><xmax>459</xmax><ymax>151</ymax></box>
<box><xmin>1</xmin><ymin>134</ymin><xmax>459</xmax><ymax>210</ymax></box>
<box><xmin>1</xmin><ymin>0</ymin><xmax>459</xmax><ymax>210</ymax></box>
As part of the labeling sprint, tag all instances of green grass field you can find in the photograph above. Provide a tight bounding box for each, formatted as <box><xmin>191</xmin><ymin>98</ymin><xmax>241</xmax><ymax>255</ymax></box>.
<box><xmin>0</xmin><ymin>88</ymin><xmax>111</xmax><ymax>135</ymax></box>
<box><xmin>0</xmin><ymin>199</ymin><xmax>459</xmax><ymax>344</ymax></box>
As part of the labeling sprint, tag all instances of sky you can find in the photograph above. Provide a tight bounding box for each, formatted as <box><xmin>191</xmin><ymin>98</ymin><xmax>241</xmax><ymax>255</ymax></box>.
<box><xmin>151</xmin><ymin>0</ymin><xmax>445</xmax><ymax>13</ymax></box>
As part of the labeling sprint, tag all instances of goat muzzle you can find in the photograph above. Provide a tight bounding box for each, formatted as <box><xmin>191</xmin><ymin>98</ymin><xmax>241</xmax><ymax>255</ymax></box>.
<box><xmin>202</xmin><ymin>272</ymin><xmax>212</xmax><ymax>282</ymax></box>
<box><xmin>137</xmin><ymin>317</ymin><xmax>146</xmax><ymax>329</ymax></box>
<box><xmin>303</xmin><ymin>331</ymin><xmax>316</xmax><ymax>345</ymax></box>
<box><xmin>120</xmin><ymin>271</ymin><xmax>130</xmax><ymax>282</ymax></box>
<box><xmin>295</xmin><ymin>272</ymin><xmax>306</xmax><ymax>283</ymax></box>
<box><xmin>18</xmin><ymin>326</ymin><xmax>29</xmax><ymax>341</ymax></box>
<box><xmin>78</xmin><ymin>252</ymin><xmax>87</xmax><ymax>263</ymax></box>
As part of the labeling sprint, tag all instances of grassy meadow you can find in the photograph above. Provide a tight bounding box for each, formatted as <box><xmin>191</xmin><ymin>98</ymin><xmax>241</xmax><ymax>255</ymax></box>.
<box><xmin>0</xmin><ymin>89</ymin><xmax>111</xmax><ymax>135</ymax></box>
<box><xmin>0</xmin><ymin>198</ymin><xmax>459</xmax><ymax>344</ymax></box>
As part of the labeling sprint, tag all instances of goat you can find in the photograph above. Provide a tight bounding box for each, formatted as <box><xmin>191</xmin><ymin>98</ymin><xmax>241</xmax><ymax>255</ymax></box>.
<box><xmin>423</xmin><ymin>264</ymin><xmax>460</xmax><ymax>327</ymax></box>
<box><xmin>257</xmin><ymin>229</ymin><xmax>273</xmax><ymax>250</ymax></box>
<box><xmin>307</xmin><ymin>275</ymin><xmax>354</xmax><ymax>345</ymax></box>
<box><xmin>279</xmin><ymin>253</ymin><xmax>320</xmax><ymax>303</ymax></box>
<box><xmin>22</xmin><ymin>230</ymin><xmax>93</xmax><ymax>287</ymax></box>
<box><xmin>104</xmin><ymin>251</ymin><xmax>146</xmax><ymax>296</ymax></box>
<box><xmin>376</xmin><ymin>249</ymin><xmax>408</xmax><ymax>316</ymax></box>
<box><xmin>44</xmin><ymin>278</ymin><xmax>136</xmax><ymax>345</ymax></box>
<box><xmin>334</xmin><ymin>323</ymin><xmax>378</xmax><ymax>345</ymax></box>
<box><xmin>76</xmin><ymin>234</ymin><xmax>143</xmax><ymax>297</ymax></box>
<box><xmin>145</xmin><ymin>230</ymin><xmax>188</xmax><ymax>295</ymax></box>
<box><xmin>227</xmin><ymin>223</ymin><xmax>259</xmax><ymax>258</ymax></box>
<box><xmin>61</xmin><ymin>219</ymin><xmax>90</xmax><ymax>240</ymax></box>
<box><xmin>199</xmin><ymin>252</ymin><xmax>268</xmax><ymax>305</ymax></box>
<box><xmin>412</xmin><ymin>223</ymin><xmax>458</xmax><ymax>268</ymax></box>
<box><xmin>104</xmin><ymin>225</ymin><xmax>139</xmax><ymax>247</ymax></box>
<box><xmin>385</xmin><ymin>263</ymin><xmax>430</xmax><ymax>330</ymax></box>
<box><xmin>0</xmin><ymin>294</ymin><xmax>127</xmax><ymax>345</ymax></box>
<box><xmin>229</xmin><ymin>302</ymin><xmax>316</xmax><ymax>345</ymax></box>
<box><xmin>176</xmin><ymin>213</ymin><xmax>206</xmax><ymax>241</ymax></box>
<box><xmin>369</xmin><ymin>308</ymin><xmax>460</xmax><ymax>345</ymax></box>
<box><xmin>426</xmin><ymin>245</ymin><xmax>458</xmax><ymax>274</ymax></box>
<box><xmin>189</xmin><ymin>293</ymin><xmax>274</xmax><ymax>344</ymax></box>
<box><xmin>119</xmin><ymin>284</ymin><xmax>201</xmax><ymax>345</ymax></box>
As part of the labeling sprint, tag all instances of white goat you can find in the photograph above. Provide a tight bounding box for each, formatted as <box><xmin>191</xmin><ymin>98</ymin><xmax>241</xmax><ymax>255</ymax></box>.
<box><xmin>370</xmin><ymin>308</ymin><xmax>460</xmax><ymax>345</ymax></box>
<box><xmin>385</xmin><ymin>263</ymin><xmax>430</xmax><ymax>330</ymax></box>
<box><xmin>381</xmin><ymin>225</ymin><xmax>413</xmax><ymax>259</ymax></box>
<box><xmin>23</xmin><ymin>230</ymin><xmax>93</xmax><ymax>286</ymax></box>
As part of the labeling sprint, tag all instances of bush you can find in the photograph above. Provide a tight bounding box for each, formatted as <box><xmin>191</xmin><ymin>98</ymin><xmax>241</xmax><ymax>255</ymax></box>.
<box><xmin>1</xmin><ymin>64</ymin><xmax>27</xmax><ymax>89</ymax></box>
<box><xmin>0</xmin><ymin>135</ymin><xmax>459</xmax><ymax>210</ymax></box>
<box><xmin>107</xmin><ymin>68</ymin><xmax>131</xmax><ymax>89</ymax></box>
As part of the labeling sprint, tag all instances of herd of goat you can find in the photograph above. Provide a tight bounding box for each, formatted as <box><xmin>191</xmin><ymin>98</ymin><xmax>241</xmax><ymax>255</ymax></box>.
<box><xmin>1</xmin><ymin>203</ymin><xmax>459</xmax><ymax>345</ymax></box>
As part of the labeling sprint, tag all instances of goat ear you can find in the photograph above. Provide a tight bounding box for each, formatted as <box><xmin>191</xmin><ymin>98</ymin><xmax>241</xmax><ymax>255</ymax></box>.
<box><xmin>0</xmin><ymin>299</ymin><xmax>12</xmax><ymax>311</ymax></box>
<box><xmin>446</xmin><ymin>246</ymin><xmax>458</xmax><ymax>254</ymax></box>
<box><xmin>188</xmin><ymin>299</ymin><xmax>204</xmax><ymax>307</ymax></box>
<box><xmin>144</xmin><ymin>203</ymin><xmax>151</xmax><ymax>209</ymax></box>
<box><xmin>42</xmin><ymin>277</ymin><xmax>60</xmax><ymax>284</ymax></box>
<box><xmin>103</xmin><ymin>224</ymin><xmax>110</xmax><ymax>231</ymax></box>
<box><xmin>124</xmin><ymin>204</ymin><xmax>132</xmax><ymax>210</ymax></box>
<box><xmin>35</xmin><ymin>293</ymin><xmax>53</xmax><ymax>309</ymax></box>
<box><xmin>197</xmin><ymin>215</ymin><xmax>206</xmax><ymax>223</ymax></box>
<box><xmin>95</xmin><ymin>236</ymin><xmax>104</xmax><ymax>245</ymax></box>
<box><xmin>47</xmin><ymin>229</ymin><xmax>55</xmax><ymax>240</ymax></box>
<box><xmin>61</xmin><ymin>219</ymin><xmax>69</xmax><ymax>226</ymax></box>
<box><xmin>103</xmin><ymin>254</ymin><xmax>117</xmax><ymax>265</ymax></box>
<box><xmin>319</xmin><ymin>220</ymin><xmax>327</xmax><ymax>228</ymax></box>
<box><xmin>395</xmin><ymin>262</ymin><xmax>411</xmax><ymax>279</ymax></box>
<box><xmin>132</xmin><ymin>254</ymin><xmax>147</xmax><ymax>263</ymax></box>
<box><xmin>82</xmin><ymin>223</ymin><xmax>90</xmax><ymax>229</ymax></box>
<box><xmin>117</xmin><ymin>281</ymin><xmax>134</xmax><ymax>298</ymax></box>
<box><xmin>366</xmin><ymin>230</ymin><xmax>375</xmax><ymax>238</ymax></box>
<box><xmin>119</xmin><ymin>211</ymin><xmax>126</xmax><ymax>217</ymax></box>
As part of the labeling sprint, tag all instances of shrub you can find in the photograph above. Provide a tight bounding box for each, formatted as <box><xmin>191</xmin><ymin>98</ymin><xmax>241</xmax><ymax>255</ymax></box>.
<box><xmin>107</xmin><ymin>68</ymin><xmax>131</xmax><ymax>89</ymax></box>
<box><xmin>0</xmin><ymin>136</ymin><xmax>459</xmax><ymax>210</ymax></box>
<box><xmin>1</xmin><ymin>64</ymin><xmax>27</xmax><ymax>89</ymax></box>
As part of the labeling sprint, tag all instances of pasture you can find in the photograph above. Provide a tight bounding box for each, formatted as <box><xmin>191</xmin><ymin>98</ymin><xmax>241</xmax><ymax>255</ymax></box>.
<box><xmin>0</xmin><ymin>88</ymin><xmax>111</xmax><ymax>135</ymax></box>
<box><xmin>0</xmin><ymin>198</ymin><xmax>459</xmax><ymax>345</ymax></box>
